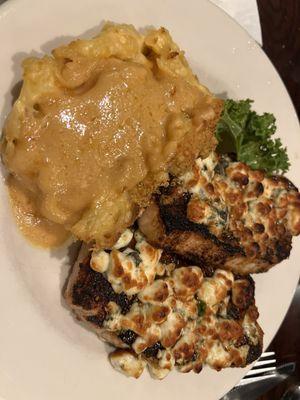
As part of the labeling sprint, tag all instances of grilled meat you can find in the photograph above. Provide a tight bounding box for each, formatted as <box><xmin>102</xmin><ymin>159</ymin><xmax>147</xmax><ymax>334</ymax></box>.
<box><xmin>64</xmin><ymin>244</ymin><xmax>134</xmax><ymax>349</ymax></box>
<box><xmin>139</xmin><ymin>152</ymin><xmax>300</xmax><ymax>275</ymax></box>
<box><xmin>64</xmin><ymin>228</ymin><xmax>263</xmax><ymax>379</ymax></box>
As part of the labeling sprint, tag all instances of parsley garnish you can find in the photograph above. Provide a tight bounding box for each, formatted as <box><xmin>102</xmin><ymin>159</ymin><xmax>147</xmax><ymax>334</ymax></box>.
<box><xmin>197</xmin><ymin>300</ymin><xmax>206</xmax><ymax>317</ymax></box>
<box><xmin>216</xmin><ymin>99</ymin><xmax>290</xmax><ymax>175</ymax></box>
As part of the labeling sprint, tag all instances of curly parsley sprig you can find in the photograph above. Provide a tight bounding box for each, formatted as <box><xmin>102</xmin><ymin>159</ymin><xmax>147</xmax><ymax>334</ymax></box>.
<box><xmin>216</xmin><ymin>99</ymin><xmax>290</xmax><ymax>175</ymax></box>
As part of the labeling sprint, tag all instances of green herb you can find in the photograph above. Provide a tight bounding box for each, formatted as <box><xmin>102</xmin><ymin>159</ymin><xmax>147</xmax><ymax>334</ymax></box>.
<box><xmin>197</xmin><ymin>300</ymin><xmax>206</xmax><ymax>317</ymax></box>
<box><xmin>216</xmin><ymin>99</ymin><xmax>290</xmax><ymax>175</ymax></box>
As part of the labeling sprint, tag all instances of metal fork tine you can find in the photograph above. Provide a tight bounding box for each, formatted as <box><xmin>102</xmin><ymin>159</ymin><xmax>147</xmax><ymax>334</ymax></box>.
<box><xmin>240</xmin><ymin>351</ymin><xmax>277</xmax><ymax>381</ymax></box>
<box><xmin>232</xmin><ymin>357</ymin><xmax>295</xmax><ymax>395</ymax></box>
<box><xmin>259</xmin><ymin>351</ymin><xmax>275</xmax><ymax>358</ymax></box>
<box><xmin>252</xmin><ymin>359</ymin><xmax>276</xmax><ymax>368</ymax></box>
<box><xmin>245</xmin><ymin>366</ymin><xmax>276</xmax><ymax>377</ymax></box>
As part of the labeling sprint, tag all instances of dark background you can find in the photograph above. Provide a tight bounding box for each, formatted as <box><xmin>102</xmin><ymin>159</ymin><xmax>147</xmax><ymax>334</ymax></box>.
<box><xmin>256</xmin><ymin>1</ymin><xmax>300</xmax><ymax>399</ymax></box>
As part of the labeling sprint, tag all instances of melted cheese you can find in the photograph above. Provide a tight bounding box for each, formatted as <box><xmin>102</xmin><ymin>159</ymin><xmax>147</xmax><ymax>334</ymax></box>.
<box><xmin>170</xmin><ymin>267</ymin><xmax>203</xmax><ymax>300</ymax></box>
<box><xmin>180</xmin><ymin>152</ymin><xmax>300</xmax><ymax>267</ymax></box>
<box><xmin>138</xmin><ymin>280</ymin><xmax>171</xmax><ymax>305</ymax></box>
<box><xmin>147</xmin><ymin>350</ymin><xmax>175</xmax><ymax>380</ymax></box>
<box><xmin>197</xmin><ymin>269</ymin><xmax>233</xmax><ymax>309</ymax></box>
<box><xmin>89</xmin><ymin>229</ymin><xmax>262</xmax><ymax>379</ymax></box>
<box><xmin>90</xmin><ymin>231</ymin><xmax>162</xmax><ymax>295</ymax></box>
<box><xmin>109</xmin><ymin>350</ymin><xmax>146</xmax><ymax>378</ymax></box>
<box><xmin>113</xmin><ymin>229</ymin><xmax>134</xmax><ymax>249</ymax></box>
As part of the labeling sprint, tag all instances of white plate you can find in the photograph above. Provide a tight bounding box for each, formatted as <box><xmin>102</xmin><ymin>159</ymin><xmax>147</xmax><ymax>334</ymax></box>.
<box><xmin>0</xmin><ymin>1</ymin><xmax>300</xmax><ymax>399</ymax></box>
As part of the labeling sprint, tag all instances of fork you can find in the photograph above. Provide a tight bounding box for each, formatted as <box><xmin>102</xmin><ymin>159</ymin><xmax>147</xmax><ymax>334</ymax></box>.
<box><xmin>221</xmin><ymin>352</ymin><xmax>295</xmax><ymax>400</ymax></box>
<box><xmin>239</xmin><ymin>351</ymin><xmax>277</xmax><ymax>384</ymax></box>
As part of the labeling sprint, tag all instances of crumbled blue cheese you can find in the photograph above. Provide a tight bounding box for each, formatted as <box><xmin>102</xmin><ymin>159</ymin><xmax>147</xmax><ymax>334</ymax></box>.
<box><xmin>113</xmin><ymin>229</ymin><xmax>133</xmax><ymax>249</ymax></box>
<box><xmin>109</xmin><ymin>350</ymin><xmax>146</xmax><ymax>378</ymax></box>
<box><xmin>147</xmin><ymin>349</ymin><xmax>175</xmax><ymax>379</ymax></box>
<box><xmin>205</xmin><ymin>341</ymin><xmax>231</xmax><ymax>369</ymax></box>
<box><xmin>170</xmin><ymin>266</ymin><xmax>203</xmax><ymax>300</ymax></box>
<box><xmin>138</xmin><ymin>279</ymin><xmax>171</xmax><ymax>305</ymax></box>
<box><xmin>92</xmin><ymin>231</ymin><xmax>163</xmax><ymax>296</ymax></box>
<box><xmin>90</xmin><ymin>228</ymin><xmax>262</xmax><ymax>379</ymax></box>
<box><xmin>132</xmin><ymin>324</ymin><xmax>162</xmax><ymax>354</ymax></box>
<box><xmin>90</xmin><ymin>250</ymin><xmax>110</xmax><ymax>273</ymax></box>
<box><xmin>197</xmin><ymin>269</ymin><xmax>233</xmax><ymax>309</ymax></box>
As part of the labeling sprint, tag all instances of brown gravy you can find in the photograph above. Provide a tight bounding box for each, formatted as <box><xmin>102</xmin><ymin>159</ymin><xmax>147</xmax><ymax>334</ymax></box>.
<box><xmin>7</xmin><ymin>176</ymin><xmax>70</xmax><ymax>247</ymax></box>
<box><xmin>1</xmin><ymin>26</ymin><xmax>219</xmax><ymax>248</ymax></box>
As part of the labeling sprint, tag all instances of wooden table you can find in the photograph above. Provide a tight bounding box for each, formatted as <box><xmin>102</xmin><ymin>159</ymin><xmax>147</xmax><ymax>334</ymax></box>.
<box><xmin>256</xmin><ymin>1</ymin><xmax>300</xmax><ymax>398</ymax></box>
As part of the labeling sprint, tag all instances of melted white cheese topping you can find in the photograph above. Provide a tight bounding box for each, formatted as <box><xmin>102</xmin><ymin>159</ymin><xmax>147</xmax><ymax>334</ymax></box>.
<box><xmin>90</xmin><ymin>228</ymin><xmax>262</xmax><ymax>379</ymax></box>
<box><xmin>180</xmin><ymin>152</ymin><xmax>300</xmax><ymax>269</ymax></box>
<box><xmin>91</xmin><ymin>230</ymin><xmax>163</xmax><ymax>295</ymax></box>
<box><xmin>109</xmin><ymin>350</ymin><xmax>146</xmax><ymax>378</ymax></box>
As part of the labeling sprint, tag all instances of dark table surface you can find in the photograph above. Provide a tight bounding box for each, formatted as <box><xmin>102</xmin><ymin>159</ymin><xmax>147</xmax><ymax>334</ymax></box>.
<box><xmin>256</xmin><ymin>1</ymin><xmax>300</xmax><ymax>399</ymax></box>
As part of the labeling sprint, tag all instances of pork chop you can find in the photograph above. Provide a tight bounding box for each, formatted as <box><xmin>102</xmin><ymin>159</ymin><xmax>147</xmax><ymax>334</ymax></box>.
<box><xmin>64</xmin><ymin>228</ymin><xmax>263</xmax><ymax>379</ymax></box>
<box><xmin>139</xmin><ymin>152</ymin><xmax>300</xmax><ymax>275</ymax></box>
